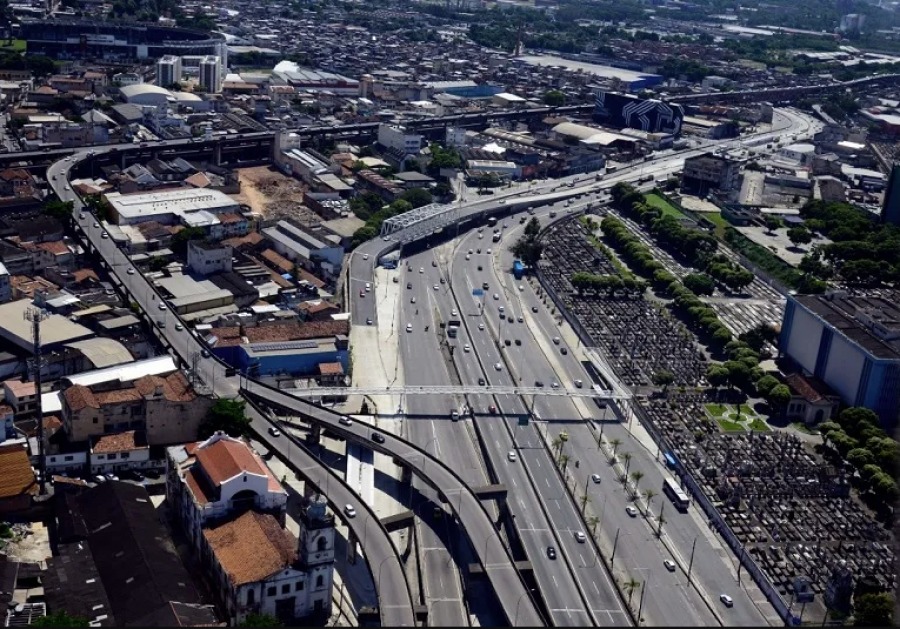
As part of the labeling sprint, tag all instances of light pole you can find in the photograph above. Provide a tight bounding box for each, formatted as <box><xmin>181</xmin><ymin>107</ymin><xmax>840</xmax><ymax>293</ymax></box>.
<box><xmin>514</xmin><ymin>592</ymin><xmax>529</xmax><ymax>626</ymax></box>
<box><xmin>687</xmin><ymin>536</ymin><xmax>698</xmax><ymax>585</ymax></box>
<box><xmin>611</xmin><ymin>527</ymin><xmax>621</xmax><ymax>567</ymax></box>
<box><xmin>637</xmin><ymin>569</ymin><xmax>650</xmax><ymax>624</ymax></box>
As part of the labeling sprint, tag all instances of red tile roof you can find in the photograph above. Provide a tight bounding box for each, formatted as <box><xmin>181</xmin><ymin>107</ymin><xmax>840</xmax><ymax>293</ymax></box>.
<box><xmin>785</xmin><ymin>373</ymin><xmax>832</xmax><ymax>404</ymax></box>
<box><xmin>0</xmin><ymin>443</ymin><xmax>37</xmax><ymax>499</ymax></box>
<box><xmin>318</xmin><ymin>362</ymin><xmax>344</xmax><ymax>376</ymax></box>
<box><xmin>195</xmin><ymin>438</ymin><xmax>268</xmax><ymax>487</ymax></box>
<box><xmin>203</xmin><ymin>511</ymin><xmax>297</xmax><ymax>586</ymax></box>
<box><xmin>91</xmin><ymin>430</ymin><xmax>148</xmax><ymax>454</ymax></box>
<box><xmin>63</xmin><ymin>385</ymin><xmax>99</xmax><ymax>411</ymax></box>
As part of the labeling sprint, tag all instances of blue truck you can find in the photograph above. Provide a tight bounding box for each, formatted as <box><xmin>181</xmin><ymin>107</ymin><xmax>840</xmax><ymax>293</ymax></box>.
<box><xmin>512</xmin><ymin>259</ymin><xmax>524</xmax><ymax>280</ymax></box>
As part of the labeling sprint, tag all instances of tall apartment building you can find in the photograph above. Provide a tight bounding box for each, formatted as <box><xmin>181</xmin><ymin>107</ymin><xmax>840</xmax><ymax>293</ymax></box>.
<box><xmin>200</xmin><ymin>55</ymin><xmax>222</xmax><ymax>93</ymax></box>
<box><xmin>157</xmin><ymin>54</ymin><xmax>182</xmax><ymax>88</ymax></box>
<box><xmin>881</xmin><ymin>164</ymin><xmax>900</xmax><ymax>227</ymax></box>
<box><xmin>680</xmin><ymin>152</ymin><xmax>741</xmax><ymax>196</ymax></box>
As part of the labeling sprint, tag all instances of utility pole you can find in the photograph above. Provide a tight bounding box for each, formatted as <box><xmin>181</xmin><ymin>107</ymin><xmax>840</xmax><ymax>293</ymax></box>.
<box><xmin>25</xmin><ymin>306</ymin><xmax>49</xmax><ymax>495</ymax></box>
<box><xmin>687</xmin><ymin>536</ymin><xmax>698</xmax><ymax>584</ymax></box>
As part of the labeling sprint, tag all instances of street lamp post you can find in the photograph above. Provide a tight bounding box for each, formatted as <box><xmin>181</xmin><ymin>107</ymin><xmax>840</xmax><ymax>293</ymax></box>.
<box><xmin>611</xmin><ymin>527</ymin><xmax>621</xmax><ymax>567</ymax></box>
<box><xmin>687</xmin><ymin>536</ymin><xmax>698</xmax><ymax>585</ymax></box>
<box><xmin>637</xmin><ymin>570</ymin><xmax>650</xmax><ymax>624</ymax></box>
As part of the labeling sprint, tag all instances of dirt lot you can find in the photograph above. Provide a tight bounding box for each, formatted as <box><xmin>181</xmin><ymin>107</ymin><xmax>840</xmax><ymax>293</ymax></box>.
<box><xmin>231</xmin><ymin>166</ymin><xmax>322</xmax><ymax>224</ymax></box>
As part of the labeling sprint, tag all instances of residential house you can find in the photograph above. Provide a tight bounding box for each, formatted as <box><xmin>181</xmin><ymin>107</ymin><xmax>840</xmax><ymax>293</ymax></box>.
<box><xmin>90</xmin><ymin>430</ymin><xmax>151</xmax><ymax>474</ymax></box>
<box><xmin>3</xmin><ymin>379</ymin><xmax>38</xmax><ymax>418</ymax></box>
<box><xmin>0</xmin><ymin>442</ymin><xmax>37</xmax><ymax>514</ymax></box>
<box><xmin>60</xmin><ymin>372</ymin><xmax>213</xmax><ymax>445</ymax></box>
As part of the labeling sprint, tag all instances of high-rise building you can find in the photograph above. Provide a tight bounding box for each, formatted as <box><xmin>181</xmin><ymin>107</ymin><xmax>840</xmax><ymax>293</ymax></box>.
<box><xmin>199</xmin><ymin>55</ymin><xmax>222</xmax><ymax>93</ymax></box>
<box><xmin>881</xmin><ymin>164</ymin><xmax>900</xmax><ymax>227</ymax></box>
<box><xmin>156</xmin><ymin>54</ymin><xmax>182</xmax><ymax>88</ymax></box>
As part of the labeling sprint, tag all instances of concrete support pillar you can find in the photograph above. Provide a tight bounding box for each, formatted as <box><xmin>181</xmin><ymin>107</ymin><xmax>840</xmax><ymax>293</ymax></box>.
<box><xmin>214</xmin><ymin>143</ymin><xmax>222</xmax><ymax>166</ymax></box>
<box><xmin>307</xmin><ymin>423</ymin><xmax>321</xmax><ymax>446</ymax></box>
<box><xmin>347</xmin><ymin>529</ymin><xmax>358</xmax><ymax>564</ymax></box>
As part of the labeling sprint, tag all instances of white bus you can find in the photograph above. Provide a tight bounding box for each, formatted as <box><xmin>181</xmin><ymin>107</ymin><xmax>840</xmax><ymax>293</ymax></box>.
<box><xmin>662</xmin><ymin>477</ymin><xmax>690</xmax><ymax>512</ymax></box>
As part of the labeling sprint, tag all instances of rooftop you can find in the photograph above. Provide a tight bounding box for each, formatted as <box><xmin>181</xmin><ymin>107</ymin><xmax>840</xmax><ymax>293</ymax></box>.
<box><xmin>105</xmin><ymin>188</ymin><xmax>239</xmax><ymax>223</ymax></box>
<box><xmin>62</xmin><ymin>355</ymin><xmax>177</xmax><ymax>388</ymax></box>
<box><xmin>0</xmin><ymin>300</ymin><xmax>93</xmax><ymax>353</ymax></box>
<box><xmin>208</xmin><ymin>319</ymin><xmax>349</xmax><ymax>348</ymax></box>
<box><xmin>0</xmin><ymin>442</ymin><xmax>37</xmax><ymax>500</ymax></box>
<box><xmin>794</xmin><ymin>292</ymin><xmax>900</xmax><ymax>361</ymax></box>
<box><xmin>203</xmin><ymin>510</ymin><xmax>298</xmax><ymax>586</ymax></box>
<box><xmin>91</xmin><ymin>430</ymin><xmax>149</xmax><ymax>454</ymax></box>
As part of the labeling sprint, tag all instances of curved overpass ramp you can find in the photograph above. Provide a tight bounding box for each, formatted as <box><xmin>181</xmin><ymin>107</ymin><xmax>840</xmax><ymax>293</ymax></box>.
<box><xmin>242</xmin><ymin>383</ymin><xmax>546</xmax><ymax>627</ymax></box>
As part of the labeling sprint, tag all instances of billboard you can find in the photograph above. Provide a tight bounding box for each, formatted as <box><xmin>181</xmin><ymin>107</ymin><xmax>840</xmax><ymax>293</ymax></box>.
<box><xmin>594</xmin><ymin>91</ymin><xmax>685</xmax><ymax>136</ymax></box>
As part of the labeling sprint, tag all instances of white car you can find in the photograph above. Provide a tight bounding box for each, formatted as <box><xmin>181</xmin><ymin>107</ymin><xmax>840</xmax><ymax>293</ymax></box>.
<box><xmin>101</xmin><ymin>231</ymin><xmax>108</xmax><ymax>239</ymax></box>
<box><xmin>493</xmin><ymin>293</ymin><xmax>500</xmax><ymax>300</ymax></box>
<box><xmin>464</xmin><ymin>344</ymin><xmax>471</xmax><ymax>352</ymax></box>
<box><xmin>363</xmin><ymin>253</ymin><xmax>369</xmax><ymax>260</ymax></box>
<box><xmin>339</xmin><ymin>416</ymin><xmax>353</xmax><ymax>426</ymax></box>
<box><xmin>465</xmin><ymin>254</ymin><xmax>471</xmax><ymax>260</ymax></box>
<box><xmin>591</xmin><ymin>474</ymin><xmax>601</xmax><ymax>484</ymax></box>
<box><xmin>574</xmin><ymin>531</ymin><xmax>586</xmax><ymax>543</ymax></box>
<box><xmin>126</xmin><ymin>267</ymin><xmax>135</xmax><ymax>275</ymax></box>
<box><xmin>93</xmin><ymin>222</ymin><xmax>100</xmax><ymax>228</ymax></box>
<box><xmin>626</xmin><ymin>505</ymin><xmax>639</xmax><ymax>517</ymax></box>
<box><xmin>175</xmin><ymin>323</ymin><xmax>184</xmax><ymax>331</ymax></box>
<box><xmin>574</xmin><ymin>379</ymin><xmax>583</xmax><ymax>388</ymax></box>
<box><xmin>411</xmin><ymin>297</ymin><xmax>416</xmax><ymax>304</ymax></box>
<box><xmin>158</xmin><ymin>303</ymin><xmax>167</xmax><ymax>311</ymax></box>
<box><xmin>78</xmin><ymin>212</ymin><xmax>85</xmax><ymax>220</ymax></box>
<box><xmin>494</xmin><ymin>362</ymin><xmax>502</xmax><ymax>371</ymax></box>
<box><xmin>507</xmin><ymin>451</ymin><xmax>517</xmax><ymax>462</ymax></box>
<box><xmin>486</xmin><ymin>248</ymin><xmax>492</xmax><ymax>254</ymax></box>
<box><xmin>451</xmin><ymin>309</ymin><xmax>458</xmax><ymax>317</ymax></box>
<box><xmin>268</xmin><ymin>426</ymin><xmax>281</xmax><ymax>437</ymax></box>
<box><xmin>365</xmin><ymin>282</ymin><xmax>371</xmax><ymax>291</ymax></box>
<box><xmin>518</xmin><ymin>284</ymin><xmax>524</xmax><ymax>291</ymax></box>
<box><xmin>551</xmin><ymin>382</ymin><xmax>559</xmax><ymax>389</ymax></box>
<box><xmin>419</xmin><ymin>267</ymin><xmax>424</xmax><ymax>274</ymax></box>
<box><xmin>719</xmin><ymin>594</ymin><xmax>733</xmax><ymax>608</ymax></box>
<box><xmin>433</xmin><ymin>285</ymin><xmax>439</xmax><ymax>291</ymax></box>
<box><xmin>664</xmin><ymin>559</ymin><xmax>676</xmax><ymax>572</ymax></box>
<box><xmin>345</xmin><ymin>505</ymin><xmax>357</xmax><ymax>518</ymax></box>
<box><xmin>406</xmin><ymin>323</ymin><xmax>413</xmax><ymax>332</ymax></box>
<box><xmin>478</xmin><ymin>323</ymin><xmax>485</xmax><ymax>331</ymax></box>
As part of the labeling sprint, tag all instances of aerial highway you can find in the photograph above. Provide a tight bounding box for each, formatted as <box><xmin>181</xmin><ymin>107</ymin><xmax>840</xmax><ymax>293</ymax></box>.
<box><xmin>486</xmin><ymin>200</ymin><xmax>773</xmax><ymax>626</ymax></box>
<box><xmin>400</xmin><ymin>249</ymin><xmax>610</xmax><ymax>626</ymax></box>
<box><xmin>345</xmin><ymin>106</ymin><xmax>819</xmax><ymax>624</ymax></box>
<box><xmin>46</xmin><ymin>154</ymin><xmax>543</xmax><ymax>627</ymax></box>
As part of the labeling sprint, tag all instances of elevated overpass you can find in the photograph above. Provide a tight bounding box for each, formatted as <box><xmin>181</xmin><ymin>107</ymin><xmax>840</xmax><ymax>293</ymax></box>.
<box><xmin>281</xmin><ymin>384</ymin><xmax>628</xmax><ymax>399</ymax></box>
<box><xmin>242</xmin><ymin>383</ymin><xmax>545</xmax><ymax>627</ymax></box>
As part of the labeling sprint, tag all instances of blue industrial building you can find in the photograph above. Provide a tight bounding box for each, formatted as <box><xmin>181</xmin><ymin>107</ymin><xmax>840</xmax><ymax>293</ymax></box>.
<box><xmin>212</xmin><ymin>338</ymin><xmax>349</xmax><ymax>379</ymax></box>
<box><xmin>780</xmin><ymin>292</ymin><xmax>900</xmax><ymax>430</ymax></box>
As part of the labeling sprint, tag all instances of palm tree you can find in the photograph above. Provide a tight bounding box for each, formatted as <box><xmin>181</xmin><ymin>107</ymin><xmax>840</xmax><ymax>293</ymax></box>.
<box><xmin>579</xmin><ymin>492</ymin><xmax>591</xmax><ymax>513</ymax></box>
<box><xmin>552</xmin><ymin>434</ymin><xmax>563</xmax><ymax>458</ymax></box>
<box><xmin>610</xmin><ymin>438</ymin><xmax>622</xmax><ymax>459</ymax></box>
<box><xmin>624</xmin><ymin>577</ymin><xmax>642</xmax><ymax>605</ymax></box>
<box><xmin>559</xmin><ymin>431</ymin><xmax>569</xmax><ymax>455</ymax></box>
<box><xmin>656</xmin><ymin>513</ymin><xmax>667</xmax><ymax>538</ymax></box>
<box><xmin>560</xmin><ymin>453</ymin><xmax>570</xmax><ymax>472</ymax></box>
<box><xmin>588</xmin><ymin>515</ymin><xmax>600</xmax><ymax>536</ymax></box>
<box><xmin>630</xmin><ymin>470</ymin><xmax>644</xmax><ymax>497</ymax></box>
<box><xmin>622</xmin><ymin>452</ymin><xmax>633</xmax><ymax>477</ymax></box>
<box><xmin>643</xmin><ymin>489</ymin><xmax>657</xmax><ymax>516</ymax></box>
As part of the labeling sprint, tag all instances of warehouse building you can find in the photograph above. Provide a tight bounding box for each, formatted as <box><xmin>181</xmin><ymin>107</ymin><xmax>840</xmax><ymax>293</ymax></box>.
<box><xmin>104</xmin><ymin>188</ymin><xmax>241</xmax><ymax>230</ymax></box>
<box><xmin>779</xmin><ymin>291</ymin><xmax>900</xmax><ymax>430</ymax></box>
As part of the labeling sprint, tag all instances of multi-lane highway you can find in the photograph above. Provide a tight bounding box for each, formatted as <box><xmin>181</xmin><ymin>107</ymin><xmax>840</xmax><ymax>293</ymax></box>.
<box><xmin>47</xmin><ymin>153</ymin><xmax>547</xmax><ymax>628</ymax></box>
<box><xmin>346</xmin><ymin>106</ymin><xmax>819</xmax><ymax>624</ymax></box>
<box><xmin>400</xmin><ymin>250</ymin><xmax>616</xmax><ymax>626</ymax></box>
<box><xmin>46</xmin><ymin>104</ymin><xmax>819</xmax><ymax>626</ymax></box>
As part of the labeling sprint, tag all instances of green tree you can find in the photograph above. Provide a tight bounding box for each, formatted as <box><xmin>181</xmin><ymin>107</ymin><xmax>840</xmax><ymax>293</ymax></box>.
<box><xmin>767</xmin><ymin>384</ymin><xmax>792</xmax><ymax>417</ymax></box>
<box><xmin>43</xmin><ymin>199</ymin><xmax>74</xmax><ymax>223</ymax></box>
<box><xmin>239</xmin><ymin>613</ymin><xmax>283</xmax><ymax>627</ymax></box>
<box><xmin>853</xmin><ymin>592</ymin><xmax>893</xmax><ymax>626</ymax></box>
<box><xmin>510</xmin><ymin>234</ymin><xmax>543</xmax><ymax>268</ymax></box>
<box><xmin>543</xmin><ymin>90</ymin><xmax>565</xmax><ymax>106</ymax></box>
<box><xmin>682</xmin><ymin>273</ymin><xmax>715</xmax><ymax>296</ymax></box>
<box><xmin>754</xmin><ymin>374</ymin><xmax>780</xmax><ymax>397</ymax></box>
<box><xmin>524</xmin><ymin>217</ymin><xmax>541</xmax><ymax>238</ymax></box>
<box><xmin>624</xmin><ymin>577</ymin><xmax>641</xmax><ymax>604</ymax></box>
<box><xmin>32</xmin><ymin>612</ymin><xmax>90</xmax><ymax>627</ymax></box>
<box><xmin>651</xmin><ymin>370</ymin><xmax>675</xmax><ymax>393</ymax></box>
<box><xmin>787</xmin><ymin>226</ymin><xmax>813</xmax><ymax>247</ymax></box>
<box><xmin>200</xmin><ymin>398</ymin><xmax>251</xmax><ymax>439</ymax></box>
<box><xmin>724</xmin><ymin>360</ymin><xmax>752</xmax><ymax>391</ymax></box>
<box><xmin>847</xmin><ymin>448</ymin><xmax>875</xmax><ymax>469</ymax></box>
<box><xmin>399</xmin><ymin>187</ymin><xmax>433</xmax><ymax>209</ymax></box>
<box><xmin>764</xmin><ymin>216</ymin><xmax>783</xmax><ymax>232</ymax></box>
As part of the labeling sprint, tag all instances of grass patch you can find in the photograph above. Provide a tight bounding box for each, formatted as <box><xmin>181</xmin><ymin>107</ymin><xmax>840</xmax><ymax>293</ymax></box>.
<box><xmin>0</xmin><ymin>39</ymin><xmax>26</xmax><ymax>52</ymax></box>
<box><xmin>724</xmin><ymin>226</ymin><xmax>809</xmax><ymax>291</ymax></box>
<box><xmin>735</xmin><ymin>404</ymin><xmax>756</xmax><ymax>417</ymax></box>
<box><xmin>716</xmin><ymin>418</ymin><xmax>746</xmax><ymax>432</ymax></box>
<box><xmin>791</xmin><ymin>422</ymin><xmax>820</xmax><ymax>435</ymax></box>
<box><xmin>705</xmin><ymin>403</ymin><xmax>728</xmax><ymax>417</ymax></box>
<box><xmin>749</xmin><ymin>418</ymin><xmax>771</xmax><ymax>432</ymax></box>
<box><xmin>645</xmin><ymin>193</ymin><xmax>686</xmax><ymax>220</ymax></box>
